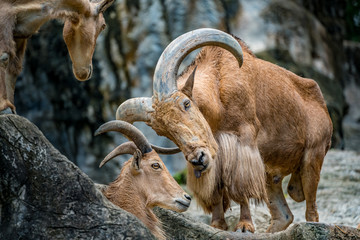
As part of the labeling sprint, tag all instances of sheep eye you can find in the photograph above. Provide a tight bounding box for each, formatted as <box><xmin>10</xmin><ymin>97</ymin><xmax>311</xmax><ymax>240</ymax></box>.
<box><xmin>184</xmin><ymin>100</ymin><xmax>191</xmax><ymax>110</ymax></box>
<box><xmin>151</xmin><ymin>163</ymin><xmax>161</xmax><ymax>169</ymax></box>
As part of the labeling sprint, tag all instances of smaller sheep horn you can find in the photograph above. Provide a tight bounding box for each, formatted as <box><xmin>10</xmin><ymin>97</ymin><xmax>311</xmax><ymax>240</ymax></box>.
<box><xmin>99</xmin><ymin>142</ymin><xmax>138</xmax><ymax>168</ymax></box>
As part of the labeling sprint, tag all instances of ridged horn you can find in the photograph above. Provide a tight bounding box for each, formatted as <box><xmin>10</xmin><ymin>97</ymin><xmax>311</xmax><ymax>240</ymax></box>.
<box><xmin>95</xmin><ymin>120</ymin><xmax>152</xmax><ymax>155</ymax></box>
<box><xmin>116</xmin><ymin>97</ymin><xmax>154</xmax><ymax>123</ymax></box>
<box><xmin>99</xmin><ymin>142</ymin><xmax>138</xmax><ymax>168</ymax></box>
<box><xmin>96</xmin><ymin>0</ymin><xmax>114</xmax><ymax>14</ymax></box>
<box><xmin>153</xmin><ymin>28</ymin><xmax>243</xmax><ymax>100</ymax></box>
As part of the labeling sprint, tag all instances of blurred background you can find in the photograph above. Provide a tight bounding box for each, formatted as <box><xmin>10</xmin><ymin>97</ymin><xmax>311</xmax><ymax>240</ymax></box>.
<box><xmin>14</xmin><ymin>0</ymin><xmax>360</xmax><ymax>183</ymax></box>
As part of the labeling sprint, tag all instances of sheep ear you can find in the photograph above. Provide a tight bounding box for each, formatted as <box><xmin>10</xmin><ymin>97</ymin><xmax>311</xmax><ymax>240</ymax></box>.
<box><xmin>181</xmin><ymin>66</ymin><xmax>197</xmax><ymax>98</ymax></box>
<box><xmin>131</xmin><ymin>149</ymin><xmax>142</xmax><ymax>171</ymax></box>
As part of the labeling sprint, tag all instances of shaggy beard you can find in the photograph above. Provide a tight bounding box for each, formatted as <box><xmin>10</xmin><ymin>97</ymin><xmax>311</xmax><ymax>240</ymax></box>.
<box><xmin>186</xmin><ymin>132</ymin><xmax>268</xmax><ymax>213</ymax></box>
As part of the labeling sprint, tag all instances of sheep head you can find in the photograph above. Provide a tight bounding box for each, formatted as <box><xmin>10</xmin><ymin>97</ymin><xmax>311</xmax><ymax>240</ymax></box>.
<box><xmin>115</xmin><ymin>28</ymin><xmax>243</xmax><ymax>178</ymax></box>
<box><xmin>63</xmin><ymin>0</ymin><xmax>114</xmax><ymax>81</ymax></box>
<box><xmin>95</xmin><ymin>120</ymin><xmax>191</xmax><ymax>213</ymax></box>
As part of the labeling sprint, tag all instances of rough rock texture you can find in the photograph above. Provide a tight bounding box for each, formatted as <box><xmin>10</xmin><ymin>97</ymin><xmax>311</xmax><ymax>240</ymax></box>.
<box><xmin>12</xmin><ymin>0</ymin><xmax>358</xmax><ymax>183</ymax></box>
<box><xmin>156</xmin><ymin>207</ymin><xmax>360</xmax><ymax>240</ymax></box>
<box><xmin>0</xmin><ymin>115</ymin><xmax>155</xmax><ymax>240</ymax></box>
<box><xmin>155</xmin><ymin>207</ymin><xmax>233</xmax><ymax>239</ymax></box>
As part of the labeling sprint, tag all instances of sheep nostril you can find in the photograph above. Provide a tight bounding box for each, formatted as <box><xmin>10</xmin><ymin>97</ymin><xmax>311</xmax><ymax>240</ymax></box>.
<box><xmin>191</xmin><ymin>159</ymin><xmax>201</xmax><ymax>165</ymax></box>
<box><xmin>198</xmin><ymin>151</ymin><xmax>205</xmax><ymax>164</ymax></box>
<box><xmin>184</xmin><ymin>194</ymin><xmax>191</xmax><ymax>201</ymax></box>
<box><xmin>0</xmin><ymin>53</ymin><xmax>9</xmax><ymax>63</ymax></box>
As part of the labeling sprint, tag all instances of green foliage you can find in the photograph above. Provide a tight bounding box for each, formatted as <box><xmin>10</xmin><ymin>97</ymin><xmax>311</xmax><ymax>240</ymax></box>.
<box><xmin>173</xmin><ymin>168</ymin><xmax>187</xmax><ymax>185</ymax></box>
<box><xmin>346</xmin><ymin>0</ymin><xmax>360</xmax><ymax>42</ymax></box>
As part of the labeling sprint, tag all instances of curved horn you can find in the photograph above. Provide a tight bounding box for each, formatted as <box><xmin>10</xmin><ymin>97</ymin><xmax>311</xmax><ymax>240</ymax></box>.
<box><xmin>96</xmin><ymin>0</ymin><xmax>114</xmax><ymax>14</ymax></box>
<box><xmin>99</xmin><ymin>142</ymin><xmax>138</xmax><ymax>168</ymax></box>
<box><xmin>151</xmin><ymin>144</ymin><xmax>181</xmax><ymax>155</ymax></box>
<box><xmin>153</xmin><ymin>28</ymin><xmax>243</xmax><ymax>100</ymax></box>
<box><xmin>95</xmin><ymin>120</ymin><xmax>152</xmax><ymax>154</ymax></box>
<box><xmin>116</xmin><ymin>97</ymin><xmax>154</xmax><ymax>123</ymax></box>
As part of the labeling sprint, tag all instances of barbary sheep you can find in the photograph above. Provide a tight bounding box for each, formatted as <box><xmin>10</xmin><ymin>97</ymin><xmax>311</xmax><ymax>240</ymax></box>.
<box><xmin>95</xmin><ymin>120</ymin><xmax>191</xmax><ymax>240</ymax></box>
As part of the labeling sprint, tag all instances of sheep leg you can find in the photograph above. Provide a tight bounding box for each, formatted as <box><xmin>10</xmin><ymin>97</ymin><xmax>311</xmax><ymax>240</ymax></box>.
<box><xmin>210</xmin><ymin>194</ymin><xmax>228</xmax><ymax>230</ymax></box>
<box><xmin>235</xmin><ymin>200</ymin><xmax>255</xmax><ymax>233</ymax></box>
<box><xmin>300</xmin><ymin>149</ymin><xmax>324</xmax><ymax>222</ymax></box>
<box><xmin>287</xmin><ymin>168</ymin><xmax>305</xmax><ymax>202</ymax></box>
<box><xmin>266</xmin><ymin>174</ymin><xmax>293</xmax><ymax>233</ymax></box>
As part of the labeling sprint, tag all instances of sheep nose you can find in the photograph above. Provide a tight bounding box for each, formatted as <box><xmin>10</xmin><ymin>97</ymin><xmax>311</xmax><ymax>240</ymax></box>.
<box><xmin>0</xmin><ymin>53</ymin><xmax>9</xmax><ymax>62</ymax></box>
<box><xmin>190</xmin><ymin>151</ymin><xmax>205</xmax><ymax>166</ymax></box>
<box><xmin>0</xmin><ymin>53</ymin><xmax>9</xmax><ymax>67</ymax></box>
<box><xmin>184</xmin><ymin>194</ymin><xmax>191</xmax><ymax>201</ymax></box>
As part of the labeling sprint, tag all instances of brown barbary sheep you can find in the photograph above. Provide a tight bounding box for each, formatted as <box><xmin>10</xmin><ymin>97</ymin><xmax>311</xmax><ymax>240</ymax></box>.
<box><xmin>0</xmin><ymin>0</ymin><xmax>114</xmax><ymax>113</ymax></box>
<box><xmin>115</xmin><ymin>28</ymin><xmax>333</xmax><ymax>233</ymax></box>
<box><xmin>95</xmin><ymin>120</ymin><xmax>191</xmax><ymax>240</ymax></box>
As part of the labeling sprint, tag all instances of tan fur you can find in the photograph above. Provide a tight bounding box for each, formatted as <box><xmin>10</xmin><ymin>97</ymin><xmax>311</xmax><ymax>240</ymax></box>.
<box><xmin>146</xmin><ymin>37</ymin><xmax>332</xmax><ymax>233</ymax></box>
<box><xmin>0</xmin><ymin>0</ymin><xmax>113</xmax><ymax>112</ymax></box>
<box><xmin>103</xmin><ymin>150</ymin><xmax>190</xmax><ymax>240</ymax></box>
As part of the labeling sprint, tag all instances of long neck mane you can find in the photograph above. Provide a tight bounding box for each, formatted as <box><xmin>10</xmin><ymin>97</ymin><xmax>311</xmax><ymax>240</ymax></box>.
<box><xmin>103</xmin><ymin>167</ymin><xmax>165</xmax><ymax>240</ymax></box>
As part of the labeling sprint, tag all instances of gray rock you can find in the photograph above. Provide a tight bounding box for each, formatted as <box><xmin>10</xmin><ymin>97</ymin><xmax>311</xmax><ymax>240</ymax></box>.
<box><xmin>155</xmin><ymin>207</ymin><xmax>360</xmax><ymax>239</ymax></box>
<box><xmin>0</xmin><ymin>114</ymin><xmax>155</xmax><ymax>240</ymax></box>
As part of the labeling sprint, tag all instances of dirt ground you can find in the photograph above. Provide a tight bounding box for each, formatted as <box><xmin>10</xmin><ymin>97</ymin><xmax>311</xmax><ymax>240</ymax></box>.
<box><xmin>183</xmin><ymin>149</ymin><xmax>360</xmax><ymax>233</ymax></box>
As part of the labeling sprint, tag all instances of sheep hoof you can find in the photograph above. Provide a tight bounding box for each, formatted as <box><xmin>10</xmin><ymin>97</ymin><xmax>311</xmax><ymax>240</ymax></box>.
<box><xmin>234</xmin><ymin>221</ymin><xmax>255</xmax><ymax>233</ymax></box>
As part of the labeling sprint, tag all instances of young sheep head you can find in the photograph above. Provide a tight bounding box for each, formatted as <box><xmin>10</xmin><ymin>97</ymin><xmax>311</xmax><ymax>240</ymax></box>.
<box><xmin>114</xmin><ymin>28</ymin><xmax>244</xmax><ymax>178</ymax></box>
<box><xmin>95</xmin><ymin>120</ymin><xmax>191</xmax><ymax>213</ymax></box>
<box><xmin>63</xmin><ymin>0</ymin><xmax>114</xmax><ymax>81</ymax></box>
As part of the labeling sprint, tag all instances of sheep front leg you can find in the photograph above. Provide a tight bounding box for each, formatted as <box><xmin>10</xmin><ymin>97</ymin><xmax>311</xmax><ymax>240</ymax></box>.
<box><xmin>235</xmin><ymin>200</ymin><xmax>255</xmax><ymax>233</ymax></box>
<box><xmin>210</xmin><ymin>194</ymin><xmax>228</xmax><ymax>230</ymax></box>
